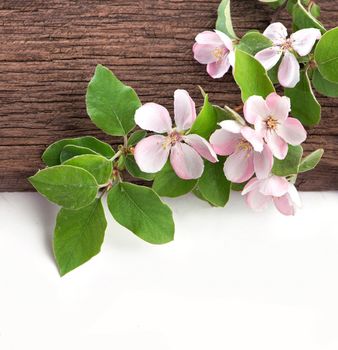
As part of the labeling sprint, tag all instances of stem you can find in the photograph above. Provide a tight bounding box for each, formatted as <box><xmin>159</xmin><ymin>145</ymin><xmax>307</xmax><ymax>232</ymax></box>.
<box><xmin>123</xmin><ymin>135</ymin><xmax>128</xmax><ymax>148</ymax></box>
<box><xmin>110</xmin><ymin>150</ymin><xmax>122</xmax><ymax>162</ymax></box>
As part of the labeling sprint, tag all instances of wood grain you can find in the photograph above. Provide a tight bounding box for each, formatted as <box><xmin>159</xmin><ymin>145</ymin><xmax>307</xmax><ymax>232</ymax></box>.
<box><xmin>0</xmin><ymin>0</ymin><xmax>337</xmax><ymax>191</ymax></box>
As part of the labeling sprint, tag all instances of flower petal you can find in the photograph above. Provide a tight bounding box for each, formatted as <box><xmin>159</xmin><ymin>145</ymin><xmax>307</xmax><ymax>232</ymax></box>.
<box><xmin>241</xmin><ymin>126</ymin><xmax>264</xmax><ymax>152</ymax></box>
<box><xmin>207</xmin><ymin>57</ymin><xmax>231</xmax><ymax>79</ymax></box>
<box><xmin>253</xmin><ymin>144</ymin><xmax>273</xmax><ymax>179</ymax></box>
<box><xmin>278</xmin><ymin>51</ymin><xmax>300</xmax><ymax>88</ymax></box>
<box><xmin>290</xmin><ymin>28</ymin><xmax>321</xmax><ymax>56</ymax></box>
<box><xmin>246</xmin><ymin>189</ymin><xmax>271</xmax><ymax>212</ymax></box>
<box><xmin>170</xmin><ymin>142</ymin><xmax>204</xmax><ymax>180</ymax></box>
<box><xmin>288</xmin><ymin>183</ymin><xmax>302</xmax><ymax>208</ymax></box>
<box><xmin>276</xmin><ymin>117</ymin><xmax>307</xmax><ymax>145</ymax></box>
<box><xmin>223</xmin><ymin>150</ymin><xmax>254</xmax><ymax>183</ymax></box>
<box><xmin>174</xmin><ymin>89</ymin><xmax>196</xmax><ymax>131</ymax></box>
<box><xmin>263</xmin><ymin>22</ymin><xmax>288</xmax><ymax>45</ymax></box>
<box><xmin>134</xmin><ymin>135</ymin><xmax>170</xmax><ymax>173</ymax></box>
<box><xmin>193</xmin><ymin>43</ymin><xmax>217</xmax><ymax>64</ymax></box>
<box><xmin>244</xmin><ymin>95</ymin><xmax>270</xmax><ymax>124</ymax></box>
<box><xmin>195</xmin><ymin>30</ymin><xmax>224</xmax><ymax>46</ymax></box>
<box><xmin>259</xmin><ymin>175</ymin><xmax>289</xmax><ymax>197</ymax></box>
<box><xmin>219</xmin><ymin>120</ymin><xmax>243</xmax><ymax>133</ymax></box>
<box><xmin>214</xmin><ymin>30</ymin><xmax>233</xmax><ymax>51</ymax></box>
<box><xmin>209</xmin><ymin>128</ymin><xmax>241</xmax><ymax>156</ymax></box>
<box><xmin>273</xmin><ymin>194</ymin><xmax>295</xmax><ymax>216</ymax></box>
<box><xmin>266</xmin><ymin>93</ymin><xmax>291</xmax><ymax>122</ymax></box>
<box><xmin>266</xmin><ymin>130</ymin><xmax>288</xmax><ymax>160</ymax></box>
<box><xmin>255</xmin><ymin>46</ymin><xmax>282</xmax><ymax>70</ymax></box>
<box><xmin>135</xmin><ymin>103</ymin><xmax>172</xmax><ymax>133</ymax></box>
<box><xmin>184</xmin><ymin>134</ymin><xmax>218</xmax><ymax>163</ymax></box>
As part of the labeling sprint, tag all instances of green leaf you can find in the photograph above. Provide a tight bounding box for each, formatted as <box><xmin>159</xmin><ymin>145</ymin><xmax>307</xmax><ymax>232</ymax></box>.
<box><xmin>54</xmin><ymin>199</ymin><xmax>107</xmax><ymax>276</ymax></box>
<box><xmin>197</xmin><ymin>160</ymin><xmax>231</xmax><ymax>207</ymax></box>
<box><xmin>216</xmin><ymin>0</ymin><xmax>238</xmax><ymax>39</ymax></box>
<box><xmin>259</xmin><ymin>0</ymin><xmax>286</xmax><ymax>9</ymax></box>
<box><xmin>192</xmin><ymin>187</ymin><xmax>213</xmax><ymax>206</ymax></box>
<box><xmin>315</xmin><ymin>27</ymin><xmax>338</xmax><ymax>83</ymax></box>
<box><xmin>86</xmin><ymin>65</ymin><xmax>141</xmax><ymax>136</ymax></box>
<box><xmin>312</xmin><ymin>69</ymin><xmax>338</xmax><ymax>97</ymax></box>
<box><xmin>63</xmin><ymin>154</ymin><xmax>112</xmax><ymax>185</ymax></box>
<box><xmin>234</xmin><ymin>49</ymin><xmax>275</xmax><ymax>102</ymax></box>
<box><xmin>292</xmin><ymin>0</ymin><xmax>326</xmax><ymax>33</ymax></box>
<box><xmin>127</xmin><ymin>130</ymin><xmax>147</xmax><ymax>147</ymax></box>
<box><xmin>107</xmin><ymin>182</ymin><xmax>174</xmax><ymax>244</ymax></box>
<box><xmin>310</xmin><ymin>3</ymin><xmax>320</xmax><ymax>18</ymax></box>
<box><xmin>60</xmin><ymin>145</ymin><xmax>98</xmax><ymax>163</ymax></box>
<box><xmin>231</xmin><ymin>182</ymin><xmax>246</xmax><ymax>192</ymax></box>
<box><xmin>285</xmin><ymin>70</ymin><xmax>321</xmax><ymax>126</ymax></box>
<box><xmin>272</xmin><ymin>145</ymin><xmax>303</xmax><ymax>176</ymax></box>
<box><xmin>189</xmin><ymin>94</ymin><xmax>217</xmax><ymax>139</ymax></box>
<box><xmin>152</xmin><ymin>162</ymin><xmax>197</xmax><ymax>198</ymax></box>
<box><xmin>42</xmin><ymin>136</ymin><xmax>115</xmax><ymax>167</ymax></box>
<box><xmin>125</xmin><ymin>155</ymin><xmax>155</xmax><ymax>181</ymax></box>
<box><xmin>29</xmin><ymin>165</ymin><xmax>98</xmax><ymax>209</ymax></box>
<box><xmin>237</xmin><ymin>32</ymin><xmax>272</xmax><ymax>56</ymax></box>
<box><xmin>213</xmin><ymin>105</ymin><xmax>245</xmax><ymax>124</ymax></box>
<box><xmin>299</xmin><ymin>149</ymin><xmax>324</xmax><ymax>173</ymax></box>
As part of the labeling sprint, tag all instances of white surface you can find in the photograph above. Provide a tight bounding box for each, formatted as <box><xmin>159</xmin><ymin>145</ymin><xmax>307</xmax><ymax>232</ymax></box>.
<box><xmin>0</xmin><ymin>191</ymin><xmax>338</xmax><ymax>350</ymax></box>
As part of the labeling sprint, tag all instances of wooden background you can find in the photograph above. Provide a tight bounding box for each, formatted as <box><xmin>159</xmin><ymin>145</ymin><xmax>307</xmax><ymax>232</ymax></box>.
<box><xmin>0</xmin><ymin>0</ymin><xmax>337</xmax><ymax>191</ymax></box>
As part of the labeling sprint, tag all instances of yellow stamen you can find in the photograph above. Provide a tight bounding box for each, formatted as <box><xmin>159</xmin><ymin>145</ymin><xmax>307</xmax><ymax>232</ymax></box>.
<box><xmin>266</xmin><ymin>116</ymin><xmax>278</xmax><ymax>130</ymax></box>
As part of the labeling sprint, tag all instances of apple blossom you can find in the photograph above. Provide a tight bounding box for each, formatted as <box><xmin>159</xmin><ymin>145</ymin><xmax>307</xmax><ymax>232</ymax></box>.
<box><xmin>210</xmin><ymin>120</ymin><xmax>273</xmax><ymax>183</ymax></box>
<box><xmin>134</xmin><ymin>89</ymin><xmax>218</xmax><ymax>180</ymax></box>
<box><xmin>244</xmin><ymin>93</ymin><xmax>307</xmax><ymax>160</ymax></box>
<box><xmin>242</xmin><ymin>175</ymin><xmax>302</xmax><ymax>216</ymax></box>
<box><xmin>193</xmin><ymin>30</ymin><xmax>235</xmax><ymax>79</ymax></box>
<box><xmin>255</xmin><ymin>22</ymin><xmax>321</xmax><ymax>88</ymax></box>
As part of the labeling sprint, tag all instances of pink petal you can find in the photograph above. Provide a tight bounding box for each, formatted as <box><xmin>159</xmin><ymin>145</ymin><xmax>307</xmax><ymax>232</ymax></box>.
<box><xmin>246</xmin><ymin>189</ymin><xmax>271</xmax><ymax>211</ymax></box>
<box><xmin>244</xmin><ymin>95</ymin><xmax>270</xmax><ymax>124</ymax></box>
<box><xmin>265</xmin><ymin>93</ymin><xmax>291</xmax><ymax>122</ymax></box>
<box><xmin>219</xmin><ymin>120</ymin><xmax>243</xmax><ymax>133</ymax></box>
<box><xmin>223</xmin><ymin>149</ymin><xmax>254</xmax><ymax>183</ymax></box>
<box><xmin>214</xmin><ymin>30</ymin><xmax>234</xmax><ymax>51</ymax></box>
<box><xmin>288</xmin><ymin>183</ymin><xmax>302</xmax><ymax>208</ymax></box>
<box><xmin>195</xmin><ymin>31</ymin><xmax>224</xmax><ymax>46</ymax></box>
<box><xmin>266</xmin><ymin>130</ymin><xmax>288</xmax><ymax>160</ymax></box>
<box><xmin>276</xmin><ymin>117</ymin><xmax>307</xmax><ymax>145</ymax></box>
<box><xmin>253</xmin><ymin>144</ymin><xmax>273</xmax><ymax>179</ymax></box>
<box><xmin>174</xmin><ymin>89</ymin><xmax>196</xmax><ymax>131</ymax></box>
<box><xmin>259</xmin><ymin>175</ymin><xmax>289</xmax><ymax>197</ymax></box>
<box><xmin>263</xmin><ymin>22</ymin><xmax>288</xmax><ymax>45</ymax></box>
<box><xmin>170</xmin><ymin>142</ymin><xmax>204</xmax><ymax>180</ymax></box>
<box><xmin>241</xmin><ymin>126</ymin><xmax>264</xmax><ymax>152</ymax></box>
<box><xmin>135</xmin><ymin>103</ymin><xmax>172</xmax><ymax>133</ymax></box>
<box><xmin>273</xmin><ymin>194</ymin><xmax>295</xmax><ymax>216</ymax></box>
<box><xmin>193</xmin><ymin>43</ymin><xmax>217</xmax><ymax>64</ymax></box>
<box><xmin>209</xmin><ymin>128</ymin><xmax>241</xmax><ymax>156</ymax></box>
<box><xmin>207</xmin><ymin>57</ymin><xmax>231</xmax><ymax>79</ymax></box>
<box><xmin>242</xmin><ymin>177</ymin><xmax>260</xmax><ymax>196</ymax></box>
<box><xmin>184</xmin><ymin>134</ymin><xmax>218</xmax><ymax>163</ymax></box>
<box><xmin>134</xmin><ymin>135</ymin><xmax>170</xmax><ymax>173</ymax></box>
<box><xmin>278</xmin><ymin>51</ymin><xmax>300</xmax><ymax>88</ymax></box>
<box><xmin>255</xmin><ymin>47</ymin><xmax>282</xmax><ymax>70</ymax></box>
<box><xmin>290</xmin><ymin>28</ymin><xmax>321</xmax><ymax>56</ymax></box>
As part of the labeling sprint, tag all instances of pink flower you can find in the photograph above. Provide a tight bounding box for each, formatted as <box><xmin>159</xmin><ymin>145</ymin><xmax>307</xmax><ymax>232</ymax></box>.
<box><xmin>210</xmin><ymin>120</ymin><xmax>273</xmax><ymax>183</ymax></box>
<box><xmin>193</xmin><ymin>30</ymin><xmax>234</xmax><ymax>79</ymax></box>
<box><xmin>134</xmin><ymin>90</ymin><xmax>218</xmax><ymax>180</ymax></box>
<box><xmin>244</xmin><ymin>93</ymin><xmax>307</xmax><ymax>160</ymax></box>
<box><xmin>255</xmin><ymin>22</ymin><xmax>321</xmax><ymax>88</ymax></box>
<box><xmin>242</xmin><ymin>175</ymin><xmax>302</xmax><ymax>216</ymax></box>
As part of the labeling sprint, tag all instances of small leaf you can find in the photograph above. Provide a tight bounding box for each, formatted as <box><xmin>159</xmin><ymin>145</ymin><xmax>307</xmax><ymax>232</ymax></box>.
<box><xmin>127</xmin><ymin>130</ymin><xmax>147</xmax><ymax>146</ymax></box>
<box><xmin>197</xmin><ymin>160</ymin><xmax>231</xmax><ymax>207</ymax></box>
<box><xmin>285</xmin><ymin>70</ymin><xmax>321</xmax><ymax>126</ymax></box>
<box><xmin>292</xmin><ymin>0</ymin><xmax>326</xmax><ymax>33</ymax></box>
<box><xmin>152</xmin><ymin>162</ymin><xmax>197</xmax><ymax>198</ymax></box>
<box><xmin>272</xmin><ymin>145</ymin><xmax>303</xmax><ymax>176</ymax></box>
<box><xmin>312</xmin><ymin>69</ymin><xmax>338</xmax><ymax>97</ymax></box>
<box><xmin>63</xmin><ymin>154</ymin><xmax>112</xmax><ymax>185</ymax></box>
<box><xmin>310</xmin><ymin>3</ymin><xmax>320</xmax><ymax>18</ymax></box>
<box><xmin>189</xmin><ymin>94</ymin><xmax>217</xmax><ymax>139</ymax></box>
<box><xmin>216</xmin><ymin>0</ymin><xmax>238</xmax><ymax>39</ymax></box>
<box><xmin>259</xmin><ymin>0</ymin><xmax>286</xmax><ymax>9</ymax></box>
<box><xmin>192</xmin><ymin>187</ymin><xmax>213</xmax><ymax>206</ymax></box>
<box><xmin>125</xmin><ymin>155</ymin><xmax>155</xmax><ymax>181</ymax></box>
<box><xmin>299</xmin><ymin>149</ymin><xmax>324</xmax><ymax>173</ymax></box>
<box><xmin>237</xmin><ymin>32</ymin><xmax>273</xmax><ymax>56</ymax></box>
<box><xmin>60</xmin><ymin>145</ymin><xmax>98</xmax><ymax>163</ymax></box>
<box><xmin>231</xmin><ymin>182</ymin><xmax>246</xmax><ymax>192</ymax></box>
<box><xmin>214</xmin><ymin>105</ymin><xmax>246</xmax><ymax>124</ymax></box>
<box><xmin>54</xmin><ymin>199</ymin><xmax>107</xmax><ymax>276</ymax></box>
<box><xmin>107</xmin><ymin>182</ymin><xmax>174</xmax><ymax>244</ymax></box>
<box><xmin>86</xmin><ymin>65</ymin><xmax>141</xmax><ymax>136</ymax></box>
<box><xmin>29</xmin><ymin>165</ymin><xmax>98</xmax><ymax>209</ymax></box>
<box><xmin>315</xmin><ymin>27</ymin><xmax>338</xmax><ymax>83</ymax></box>
<box><xmin>42</xmin><ymin>136</ymin><xmax>115</xmax><ymax>166</ymax></box>
<box><xmin>234</xmin><ymin>49</ymin><xmax>275</xmax><ymax>102</ymax></box>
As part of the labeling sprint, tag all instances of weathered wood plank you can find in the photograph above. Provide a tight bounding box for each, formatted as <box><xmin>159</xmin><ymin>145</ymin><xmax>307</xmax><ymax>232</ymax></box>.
<box><xmin>0</xmin><ymin>0</ymin><xmax>337</xmax><ymax>191</ymax></box>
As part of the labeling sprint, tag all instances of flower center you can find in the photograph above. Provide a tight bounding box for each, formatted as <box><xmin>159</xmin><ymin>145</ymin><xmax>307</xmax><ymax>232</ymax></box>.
<box><xmin>212</xmin><ymin>47</ymin><xmax>226</xmax><ymax>61</ymax></box>
<box><xmin>237</xmin><ymin>139</ymin><xmax>252</xmax><ymax>154</ymax></box>
<box><xmin>281</xmin><ymin>38</ymin><xmax>293</xmax><ymax>52</ymax></box>
<box><xmin>266</xmin><ymin>116</ymin><xmax>278</xmax><ymax>130</ymax></box>
<box><xmin>162</xmin><ymin>130</ymin><xmax>182</xmax><ymax>149</ymax></box>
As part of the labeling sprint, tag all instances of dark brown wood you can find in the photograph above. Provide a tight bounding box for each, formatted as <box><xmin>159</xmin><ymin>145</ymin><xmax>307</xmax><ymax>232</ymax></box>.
<box><xmin>0</xmin><ymin>0</ymin><xmax>337</xmax><ymax>191</ymax></box>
